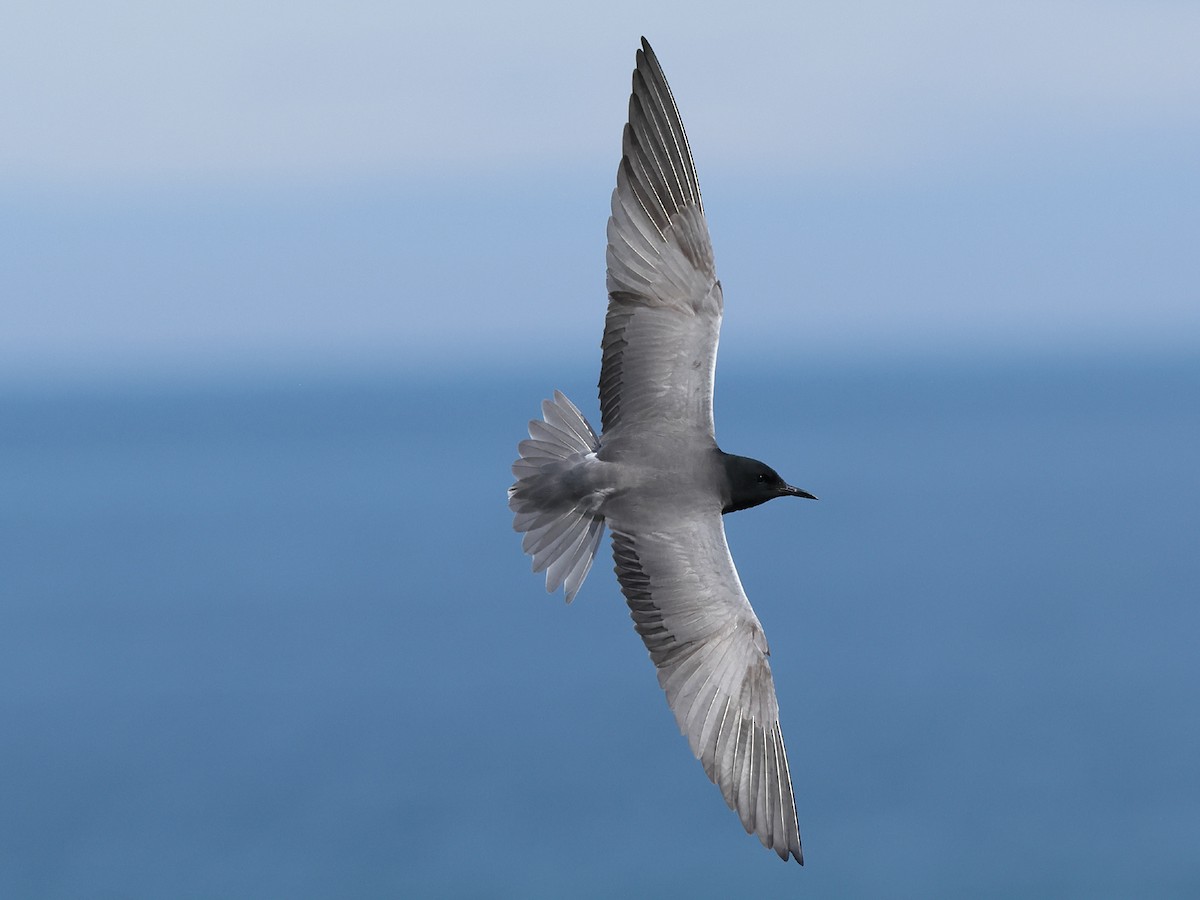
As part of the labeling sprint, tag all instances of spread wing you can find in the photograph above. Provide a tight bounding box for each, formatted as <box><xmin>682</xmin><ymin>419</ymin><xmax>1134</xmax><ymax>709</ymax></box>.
<box><xmin>610</xmin><ymin>512</ymin><xmax>803</xmax><ymax>863</ymax></box>
<box><xmin>600</xmin><ymin>37</ymin><xmax>723</xmax><ymax>438</ymax></box>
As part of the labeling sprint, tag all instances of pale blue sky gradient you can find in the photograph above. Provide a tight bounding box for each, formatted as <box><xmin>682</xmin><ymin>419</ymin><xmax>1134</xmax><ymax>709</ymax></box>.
<box><xmin>3</xmin><ymin>1</ymin><xmax>1197</xmax><ymax>380</ymax></box>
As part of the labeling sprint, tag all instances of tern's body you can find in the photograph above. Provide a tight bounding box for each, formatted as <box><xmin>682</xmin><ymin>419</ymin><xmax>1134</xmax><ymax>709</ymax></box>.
<box><xmin>509</xmin><ymin>38</ymin><xmax>814</xmax><ymax>864</ymax></box>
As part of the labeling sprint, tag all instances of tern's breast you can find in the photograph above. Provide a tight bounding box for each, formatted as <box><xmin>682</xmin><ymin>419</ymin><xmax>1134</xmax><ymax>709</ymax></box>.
<box><xmin>596</xmin><ymin>430</ymin><xmax>723</xmax><ymax>526</ymax></box>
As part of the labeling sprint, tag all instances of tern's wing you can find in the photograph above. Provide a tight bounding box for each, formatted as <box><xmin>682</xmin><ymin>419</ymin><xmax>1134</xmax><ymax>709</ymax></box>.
<box><xmin>600</xmin><ymin>38</ymin><xmax>723</xmax><ymax>439</ymax></box>
<box><xmin>609</xmin><ymin>510</ymin><xmax>803</xmax><ymax>864</ymax></box>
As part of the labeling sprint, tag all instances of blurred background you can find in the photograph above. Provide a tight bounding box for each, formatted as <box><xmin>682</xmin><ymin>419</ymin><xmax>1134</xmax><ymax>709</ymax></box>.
<box><xmin>2</xmin><ymin>2</ymin><xmax>1198</xmax><ymax>896</ymax></box>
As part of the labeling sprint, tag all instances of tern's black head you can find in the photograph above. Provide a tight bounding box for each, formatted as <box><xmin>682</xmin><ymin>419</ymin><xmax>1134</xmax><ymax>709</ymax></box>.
<box><xmin>718</xmin><ymin>452</ymin><xmax>817</xmax><ymax>514</ymax></box>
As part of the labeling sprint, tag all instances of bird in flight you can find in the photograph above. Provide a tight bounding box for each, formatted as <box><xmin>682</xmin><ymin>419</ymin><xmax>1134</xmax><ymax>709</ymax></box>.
<box><xmin>509</xmin><ymin>37</ymin><xmax>814</xmax><ymax>864</ymax></box>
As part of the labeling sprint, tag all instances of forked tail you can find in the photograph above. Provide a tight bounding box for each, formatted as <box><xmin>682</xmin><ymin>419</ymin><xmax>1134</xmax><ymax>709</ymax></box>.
<box><xmin>508</xmin><ymin>391</ymin><xmax>606</xmax><ymax>603</ymax></box>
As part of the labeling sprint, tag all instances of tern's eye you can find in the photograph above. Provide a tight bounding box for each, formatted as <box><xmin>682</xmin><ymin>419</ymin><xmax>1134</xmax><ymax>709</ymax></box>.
<box><xmin>756</xmin><ymin>473</ymin><xmax>768</xmax><ymax>483</ymax></box>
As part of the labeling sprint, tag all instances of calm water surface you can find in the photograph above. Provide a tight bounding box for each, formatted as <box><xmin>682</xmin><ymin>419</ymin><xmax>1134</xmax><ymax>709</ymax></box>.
<box><xmin>2</xmin><ymin>356</ymin><xmax>1197</xmax><ymax>897</ymax></box>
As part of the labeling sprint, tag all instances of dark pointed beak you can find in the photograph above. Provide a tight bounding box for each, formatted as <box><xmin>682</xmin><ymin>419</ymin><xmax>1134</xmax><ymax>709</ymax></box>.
<box><xmin>783</xmin><ymin>484</ymin><xmax>818</xmax><ymax>500</ymax></box>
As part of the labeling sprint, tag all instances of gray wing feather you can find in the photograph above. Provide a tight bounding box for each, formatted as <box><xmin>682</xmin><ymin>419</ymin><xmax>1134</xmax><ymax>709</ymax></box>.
<box><xmin>610</xmin><ymin>513</ymin><xmax>803</xmax><ymax>864</ymax></box>
<box><xmin>600</xmin><ymin>38</ymin><xmax>723</xmax><ymax>437</ymax></box>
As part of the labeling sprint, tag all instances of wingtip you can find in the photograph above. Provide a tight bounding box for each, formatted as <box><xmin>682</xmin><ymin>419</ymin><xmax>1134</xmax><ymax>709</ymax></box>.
<box><xmin>638</xmin><ymin>37</ymin><xmax>658</xmax><ymax>71</ymax></box>
<box><xmin>776</xmin><ymin>842</ymin><xmax>804</xmax><ymax>865</ymax></box>
<box><xmin>638</xmin><ymin>37</ymin><xmax>663</xmax><ymax>77</ymax></box>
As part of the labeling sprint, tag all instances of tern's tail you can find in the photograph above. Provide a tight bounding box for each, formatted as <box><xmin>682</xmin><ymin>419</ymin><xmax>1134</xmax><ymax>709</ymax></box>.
<box><xmin>508</xmin><ymin>391</ymin><xmax>606</xmax><ymax>603</ymax></box>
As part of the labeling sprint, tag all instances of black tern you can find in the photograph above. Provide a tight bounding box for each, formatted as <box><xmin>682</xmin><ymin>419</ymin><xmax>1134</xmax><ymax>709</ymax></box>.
<box><xmin>509</xmin><ymin>38</ymin><xmax>814</xmax><ymax>864</ymax></box>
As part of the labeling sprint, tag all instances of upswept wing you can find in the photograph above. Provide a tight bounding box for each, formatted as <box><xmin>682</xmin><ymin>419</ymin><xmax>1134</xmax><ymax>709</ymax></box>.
<box><xmin>600</xmin><ymin>38</ymin><xmax>723</xmax><ymax>438</ymax></box>
<box><xmin>610</xmin><ymin>512</ymin><xmax>803</xmax><ymax>863</ymax></box>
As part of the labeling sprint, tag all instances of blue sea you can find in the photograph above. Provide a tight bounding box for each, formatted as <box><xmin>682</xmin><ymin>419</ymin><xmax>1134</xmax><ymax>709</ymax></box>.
<box><xmin>2</xmin><ymin>355</ymin><xmax>1198</xmax><ymax>898</ymax></box>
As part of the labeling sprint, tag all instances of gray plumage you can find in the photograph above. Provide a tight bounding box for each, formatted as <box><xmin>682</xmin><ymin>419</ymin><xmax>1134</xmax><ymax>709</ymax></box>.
<box><xmin>509</xmin><ymin>37</ymin><xmax>813</xmax><ymax>865</ymax></box>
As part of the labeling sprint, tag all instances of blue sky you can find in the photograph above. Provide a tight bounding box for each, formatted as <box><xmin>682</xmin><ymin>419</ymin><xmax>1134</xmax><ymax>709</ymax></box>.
<box><xmin>3</xmin><ymin>1</ymin><xmax>1198</xmax><ymax>380</ymax></box>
